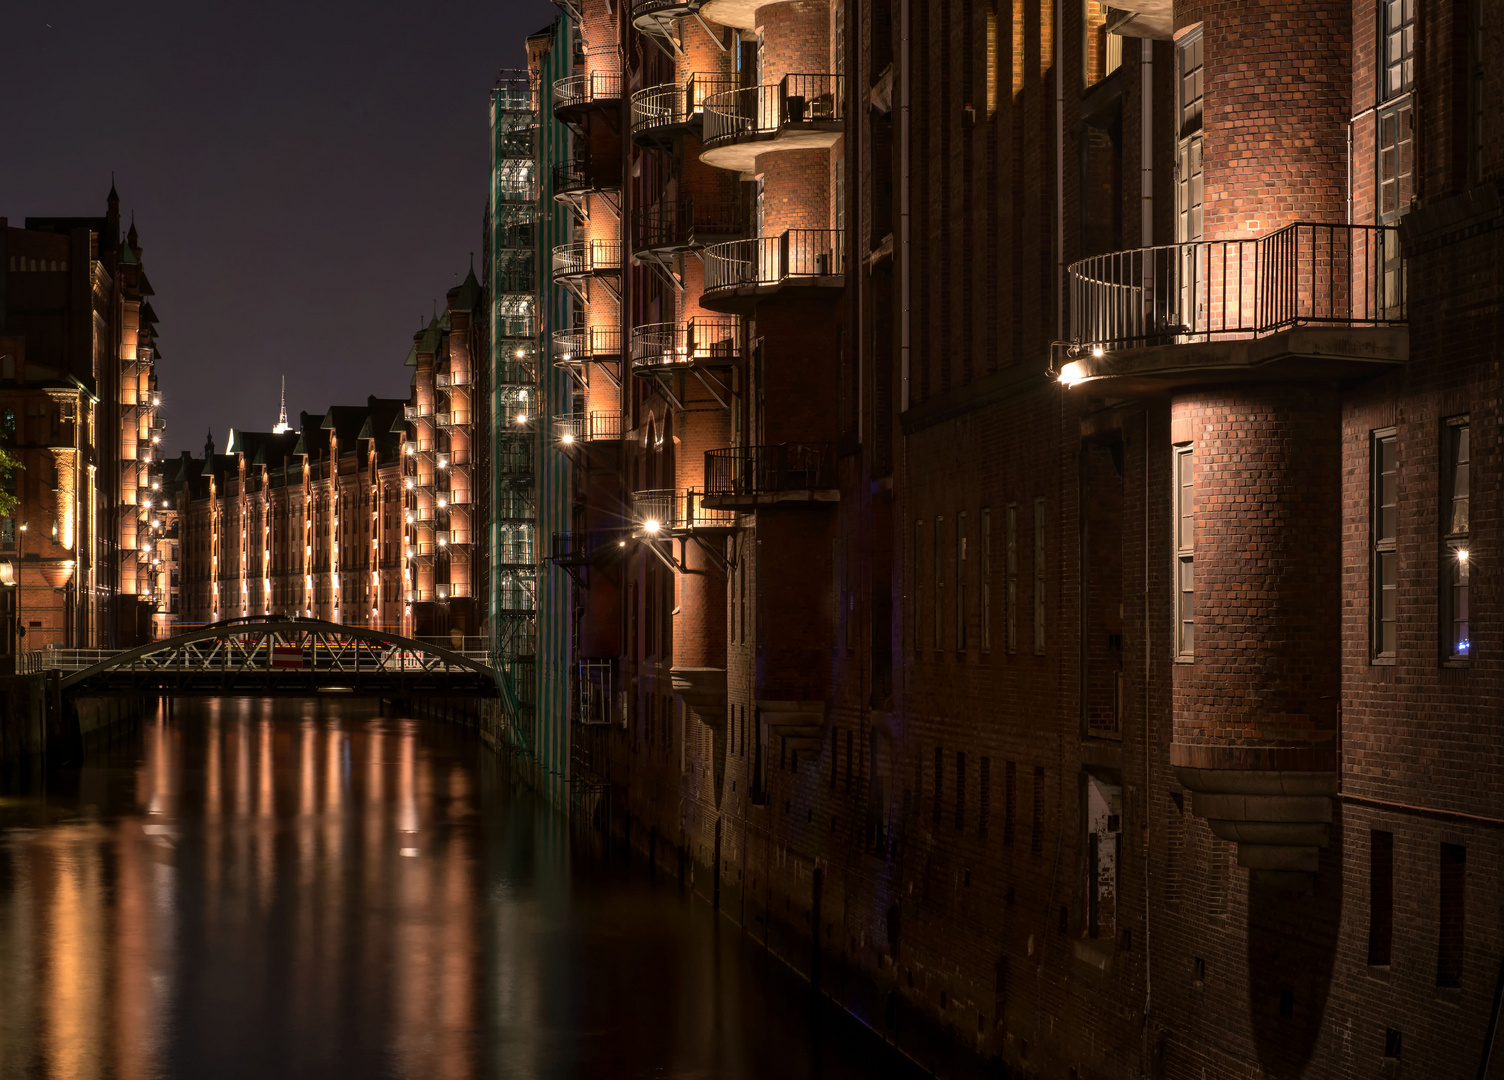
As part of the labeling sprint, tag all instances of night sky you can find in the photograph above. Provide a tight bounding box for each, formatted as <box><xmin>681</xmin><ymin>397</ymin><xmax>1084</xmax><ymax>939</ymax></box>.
<box><xmin>1</xmin><ymin>0</ymin><xmax>555</xmax><ymax>457</ymax></box>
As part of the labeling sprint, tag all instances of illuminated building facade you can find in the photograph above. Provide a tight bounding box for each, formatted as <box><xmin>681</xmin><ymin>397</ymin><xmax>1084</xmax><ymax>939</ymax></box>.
<box><xmin>515</xmin><ymin>0</ymin><xmax>1504</xmax><ymax>1074</ymax></box>
<box><xmin>176</xmin><ymin>398</ymin><xmax>408</xmax><ymax>632</ymax></box>
<box><xmin>0</xmin><ymin>185</ymin><xmax>168</xmax><ymax>664</ymax></box>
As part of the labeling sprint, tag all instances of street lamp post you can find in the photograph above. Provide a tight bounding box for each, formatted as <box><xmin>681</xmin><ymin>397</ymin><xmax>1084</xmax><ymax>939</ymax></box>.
<box><xmin>14</xmin><ymin>522</ymin><xmax>27</xmax><ymax>659</ymax></box>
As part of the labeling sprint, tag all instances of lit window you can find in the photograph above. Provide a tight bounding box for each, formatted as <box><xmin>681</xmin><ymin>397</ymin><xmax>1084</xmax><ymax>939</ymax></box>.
<box><xmin>1442</xmin><ymin>419</ymin><xmax>1470</xmax><ymax>661</ymax></box>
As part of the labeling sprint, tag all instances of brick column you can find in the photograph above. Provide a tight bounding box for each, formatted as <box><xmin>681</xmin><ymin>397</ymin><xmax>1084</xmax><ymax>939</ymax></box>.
<box><xmin>1170</xmin><ymin>385</ymin><xmax>1342</xmax><ymax>884</ymax></box>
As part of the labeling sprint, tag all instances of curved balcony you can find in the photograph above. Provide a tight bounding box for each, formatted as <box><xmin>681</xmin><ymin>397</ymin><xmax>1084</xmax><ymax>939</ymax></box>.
<box><xmin>552</xmin><ymin>157</ymin><xmax>620</xmax><ymax>200</ymax></box>
<box><xmin>633</xmin><ymin>196</ymin><xmax>747</xmax><ymax>259</ymax></box>
<box><xmin>630</xmin><ymin>75</ymin><xmax>736</xmax><ymax>145</ymax></box>
<box><xmin>553</xmin><ymin>327</ymin><xmax>625</xmax><ymax>367</ymax></box>
<box><xmin>551</xmin><ymin>240</ymin><xmax>622</xmax><ymax>283</ymax></box>
<box><xmin>630</xmin><ymin>488</ymin><xmax>735</xmax><ymax>535</ymax></box>
<box><xmin>630</xmin><ymin>0</ymin><xmax>711</xmax><ymax>35</ymax></box>
<box><xmin>1061</xmin><ymin>222</ymin><xmax>1407</xmax><ymax>396</ymax></box>
<box><xmin>554</xmin><ymin>411</ymin><xmax>626</xmax><ymax>445</ymax></box>
<box><xmin>696</xmin><ymin>0</ymin><xmax>760</xmax><ymax>29</ymax></box>
<box><xmin>553</xmin><ymin>70</ymin><xmax>623</xmax><ymax>122</ymax></box>
<box><xmin>702</xmin><ymin>443</ymin><xmax>837</xmax><ymax>509</ymax></box>
<box><xmin>630</xmin><ymin>317</ymin><xmax>741</xmax><ymax>374</ymax></box>
<box><xmin>701</xmin><ymin>76</ymin><xmax>845</xmax><ymax>171</ymax></box>
<box><xmin>701</xmin><ymin>230</ymin><xmax>845</xmax><ymax>312</ymax></box>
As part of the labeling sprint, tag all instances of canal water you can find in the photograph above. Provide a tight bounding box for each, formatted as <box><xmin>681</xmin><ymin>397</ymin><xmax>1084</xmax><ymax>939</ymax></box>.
<box><xmin>0</xmin><ymin>698</ymin><xmax>918</xmax><ymax>1079</ymax></box>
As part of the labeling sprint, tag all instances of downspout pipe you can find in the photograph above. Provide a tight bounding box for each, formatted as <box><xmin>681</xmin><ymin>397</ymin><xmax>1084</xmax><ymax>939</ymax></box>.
<box><xmin>899</xmin><ymin>0</ymin><xmax>911</xmax><ymax>411</ymax></box>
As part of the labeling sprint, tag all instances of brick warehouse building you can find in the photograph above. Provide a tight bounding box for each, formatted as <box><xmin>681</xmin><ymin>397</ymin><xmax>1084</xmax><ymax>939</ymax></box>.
<box><xmin>503</xmin><ymin>0</ymin><xmax>1504</xmax><ymax>1076</ymax></box>
<box><xmin>0</xmin><ymin>185</ymin><xmax>170</xmax><ymax>665</ymax></box>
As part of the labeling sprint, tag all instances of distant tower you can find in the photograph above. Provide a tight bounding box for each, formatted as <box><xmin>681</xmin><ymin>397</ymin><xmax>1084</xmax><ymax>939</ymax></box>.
<box><xmin>272</xmin><ymin>377</ymin><xmax>291</xmax><ymax>434</ymax></box>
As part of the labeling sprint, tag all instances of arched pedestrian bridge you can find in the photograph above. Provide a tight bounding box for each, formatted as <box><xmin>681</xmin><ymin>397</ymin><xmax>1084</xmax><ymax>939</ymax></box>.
<box><xmin>38</xmin><ymin>618</ymin><xmax>498</xmax><ymax>697</ymax></box>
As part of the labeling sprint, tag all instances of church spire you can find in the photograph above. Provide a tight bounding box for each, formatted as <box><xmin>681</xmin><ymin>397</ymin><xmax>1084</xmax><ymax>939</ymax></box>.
<box><xmin>272</xmin><ymin>377</ymin><xmax>290</xmax><ymax>434</ymax></box>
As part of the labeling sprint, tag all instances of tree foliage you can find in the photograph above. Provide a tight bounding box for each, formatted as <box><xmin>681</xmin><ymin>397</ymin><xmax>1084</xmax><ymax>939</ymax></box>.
<box><xmin>0</xmin><ymin>442</ymin><xmax>18</xmax><ymax>518</ymax></box>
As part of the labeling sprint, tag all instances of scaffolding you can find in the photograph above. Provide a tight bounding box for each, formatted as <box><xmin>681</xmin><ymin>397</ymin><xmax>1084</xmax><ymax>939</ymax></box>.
<box><xmin>489</xmin><ymin>69</ymin><xmax>541</xmax><ymax>759</ymax></box>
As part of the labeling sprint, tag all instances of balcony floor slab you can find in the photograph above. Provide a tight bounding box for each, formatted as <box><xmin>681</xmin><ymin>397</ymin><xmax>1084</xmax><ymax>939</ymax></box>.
<box><xmin>1066</xmin><ymin>325</ymin><xmax>1407</xmax><ymax>397</ymax></box>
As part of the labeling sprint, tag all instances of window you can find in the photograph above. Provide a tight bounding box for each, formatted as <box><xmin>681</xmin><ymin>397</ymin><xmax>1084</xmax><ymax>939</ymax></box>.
<box><xmin>1377</xmin><ymin>103</ymin><xmax>1415</xmax><ymax>222</ymax></box>
<box><xmin>914</xmin><ymin>520</ymin><xmax>924</xmax><ymax>653</ymax></box>
<box><xmin>932</xmin><ymin>746</ymin><xmax>944</xmax><ymax>825</ymax></box>
<box><xmin>1006</xmin><ymin>504</ymin><xmax>1018</xmax><ymax>653</ymax></box>
<box><xmin>1372</xmin><ymin>430</ymin><xmax>1398</xmax><ymax>659</ymax></box>
<box><xmin>1031</xmin><ymin>766</ymin><xmax>1045</xmax><ymax>855</ymax></box>
<box><xmin>1034</xmin><ymin>498</ymin><xmax>1047</xmax><ymax>653</ymax></box>
<box><xmin>980</xmin><ymin>508</ymin><xmax>992</xmax><ymax>651</ymax></box>
<box><xmin>1004</xmin><ymin>760</ymin><xmax>1017</xmax><ymax>846</ymax></box>
<box><xmin>933</xmin><ymin>518</ymin><xmax>944</xmax><ymax>650</ymax></box>
<box><xmin>979</xmin><ymin>756</ymin><xmax>991</xmax><ymax>837</ymax></box>
<box><xmin>1443</xmin><ymin>420</ymin><xmax>1470</xmax><ymax>660</ymax></box>
<box><xmin>954</xmin><ymin>752</ymin><xmax>966</xmax><ymax>830</ymax></box>
<box><xmin>1368</xmin><ymin>830</ymin><xmax>1394</xmax><ymax>966</ymax></box>
<box><xmin>1438</xmin><ymin>843</ymin><xmax>1466</xmax><ymax>988</ymax></box>
<box><xmin>1382</xmin><ymin>0</ymin><xmax>1415</xmax><ymax>100</ymax></box>
<box><xmin>1082</xmin><ymin>0</ymin><xmax>1122</xmax><ymax>87</ymax></box>
<box><xmin>956</xmin><ymin>511</ymin><xmax>967</xmax><ymax>650</ymax></box>
<box><xmin>1174</xmin><ymin>445</ymin><xmax>1195</xmax><ymax>658</ymax></box>
<box><xmin>1176</xmin><ymin>29</ymin><xmax>1205</xmax><ymax>245</ymax></box>
<box><xmin>1084</xmin><ymin>775</ymin><xmax>1122</xmax><ymax>940</ymax></box>
<box><xmin>0</xmin><ymin>518</ymin><xmax>13</xmax><ymax>550</ymax></box>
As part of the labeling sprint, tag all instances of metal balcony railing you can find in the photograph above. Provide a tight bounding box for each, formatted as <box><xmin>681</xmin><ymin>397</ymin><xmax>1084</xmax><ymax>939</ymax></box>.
<box><xmin>494</xmin><ymin>311</ymin><xmax>538</xmax><ymax>339</ymax></box>
<box><xmin>1068</xmin><ymin>222</ymin><xmax>1406</xmax><ymax>351</ymax></box>
<box><xmin>704</xmin><ymin>443</ymin><xmax>836</xmax><ymax>496</ymax></box>
<box><xmin>631</xmin><ymin>488</ymin><xmax>735</xmax><ymax>532</ymax></box>
<box><xmin>553</xmin><ymin>326</ymin><xmax>623</xmax><ymax>363</ymax></box>
<box><xmin>633</xmin><ymin>196</ymin><xmax>747</xmax><ymax>253</ymax></box>
<box><xmin>552</xmin><ymin>157</ymin><xmax>618</xmax><ymax>195</ymax></box>
<box><xmin>437</xmin><ymin>411</ymin><xmax>471</xmax><ymax>428</ymax></box>
<box><xmin>630</xmin><ymin>74</ymin><xmax>736</xmax><ymax>139</ymax></box>
<box><xmin>704</xmin><ymin>230</ymin><xmax>845</xmax><ymax>293</ymax></box>
<box><xmin>403</xmin><ymin>404</ymin><xmax>418</xmax><ymax>421</ymax></box>
<box><xmin>554</xmin><ymin>70</ymin><xmax>623</xmax><ymax>113</ymax></box>
<box><xmin>703</xmin><ymin>75</ymin><xmax>845</xmax><ymax>148</ymax></box>
<box><xmin>552</xmin><ymin>240</ymin><xmax>622</xmax><ymax>280</ymax></box>
<box><xmin>496</xmin><ymin>535</ymin><xmax>535</xmax><ymax>566</ymax></box>
<box><xmin>551</xmin><ymin>529</ymin><xmax>628</xmax><ymax>563</ymax></box>
<box><xmin>554</xmin><ymin>411</ymin><xmax>625</xmax><ymax>443</ymax></box>
<box><xmin>631</xmin><ymin>317</ymin><xmax>741</xmax><ymax>369</ymax></box>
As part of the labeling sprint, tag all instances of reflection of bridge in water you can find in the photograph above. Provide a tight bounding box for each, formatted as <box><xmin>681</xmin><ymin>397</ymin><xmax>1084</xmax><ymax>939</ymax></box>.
<box><xmin>31</xmin><ymin>617</ymin><xmax>497</xmax><ymax>697</ymax></box>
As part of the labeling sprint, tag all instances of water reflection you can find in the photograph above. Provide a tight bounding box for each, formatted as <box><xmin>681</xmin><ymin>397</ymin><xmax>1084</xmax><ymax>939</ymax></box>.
<box><xmin>0</xmin><ymin>698</ymin><xmax>914</xmax><ymax>1080</ymax></box>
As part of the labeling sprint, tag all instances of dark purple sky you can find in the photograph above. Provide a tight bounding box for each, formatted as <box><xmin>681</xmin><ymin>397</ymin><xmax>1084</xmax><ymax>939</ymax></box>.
<box><xmin>1</xmin><ymin>0</ymin><xmax>555</xmax><ymax>456</ymax></box>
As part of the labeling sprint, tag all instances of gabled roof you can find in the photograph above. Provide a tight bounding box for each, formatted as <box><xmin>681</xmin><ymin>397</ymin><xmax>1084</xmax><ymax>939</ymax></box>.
<box><xmin>451</xmin><ymin>266</ymin><xmax>483</xmax><ymax>313</ymax></box>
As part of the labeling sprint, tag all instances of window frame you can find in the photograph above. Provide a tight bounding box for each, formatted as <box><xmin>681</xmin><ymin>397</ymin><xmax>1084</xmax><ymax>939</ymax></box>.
<box><xmin>1441</xmin><ymin>416</ymin><xmax>1471</xmax><ymax>664</ymax></box>
<box><xmin>956</xmin><ymin>511</ymin><xmax>968</xmax><ymax>651</ymax></box>
<box><xmin>980</xmin><ymin>507</ymin><xmax>992</xmax><ymax>652</ymax></box>
<box><xmin>1173</xmin><ymin>444</ymin><xmax>1195</xmax><ymax>661</ymax></box>
<box><xmin>1372</xmin><ymin>428</ymin><xmax>1399</xmax><ymax>663</ymax></box>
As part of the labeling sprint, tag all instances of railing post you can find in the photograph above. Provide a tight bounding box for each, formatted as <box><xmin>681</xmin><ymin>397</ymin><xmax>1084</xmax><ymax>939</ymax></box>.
<box><xmin>779</xmin><ymin>231</ymin><xmax>790</xmax><ymax>281</ymax></box>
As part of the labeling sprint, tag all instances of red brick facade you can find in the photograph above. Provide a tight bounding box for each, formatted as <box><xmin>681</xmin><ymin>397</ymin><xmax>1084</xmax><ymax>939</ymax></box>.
<box><xmin>541</xmin><ymin>0</ymin><xmax>1504</xmax><ymax>1074</ymax></box>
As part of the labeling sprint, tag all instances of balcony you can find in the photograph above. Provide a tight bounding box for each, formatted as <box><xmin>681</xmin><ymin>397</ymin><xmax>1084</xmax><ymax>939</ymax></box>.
<box><xmin>1062</xmin><ymin>223</ymin><xmax>1407</xmax><ymax>395</ymax></box>
<box><xmin>631</xmin><ymin>488</ymin><xmax>735</xmax><ymax>534</ymax></box>
<box><xmin>554</xmin><ymin>411</ymin><xmax>625</xmax><ymax>445</ymax></box>
<box><xmin>632</xmin><ymin>196</ymin><xmax>747</xmax><ymax>260</ymax></box>
<box><xmin>630</xmin><ymin>75</ymin><xmax>735</xmax><ymax>145</ymax></box>
<box><xmin>553</xmin><ymin>327</ymin><xmax>623</xmax><ymax>365</ymax></box>
<box><xmin>551</xmin><ymin>530</ymin><xmax>629</xmax><ymax>566</ymax></box>
<box><xmin>553</xmin><ymin>69</ymin><xmax>623</xmax><ymax>123</ymax></box>
<box><xmin>702</xmin><ymin>443</ymin><xmax>837</xmax><ymax>508</ymax></box>
<box><xmin>552</xmin><ymin>157</ymin><xmax>620</xmax><ymax>200</ymax></box>
<box><xmin>436</xmin><ymin>411</ymin><xmax>472</xmax><ymax>429</ymax></box>
<box><xmin>631</xmin><ymin>317</ymin><xmax>740</xmax><ymax>373</ymax></box>
<box><xmin>702</xmin><ymin>230</ymin><xmax>845</xmax><ymax>311</ymax></box>
<box><xmin>552</xmin><ymin>240</ymin><xmax>622</xmax><ymax>283</ymax></box>
<box><xmin>701</xmin><ymin>76</ymin><xmax>845</xmax><ymax>172</ymax></box>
